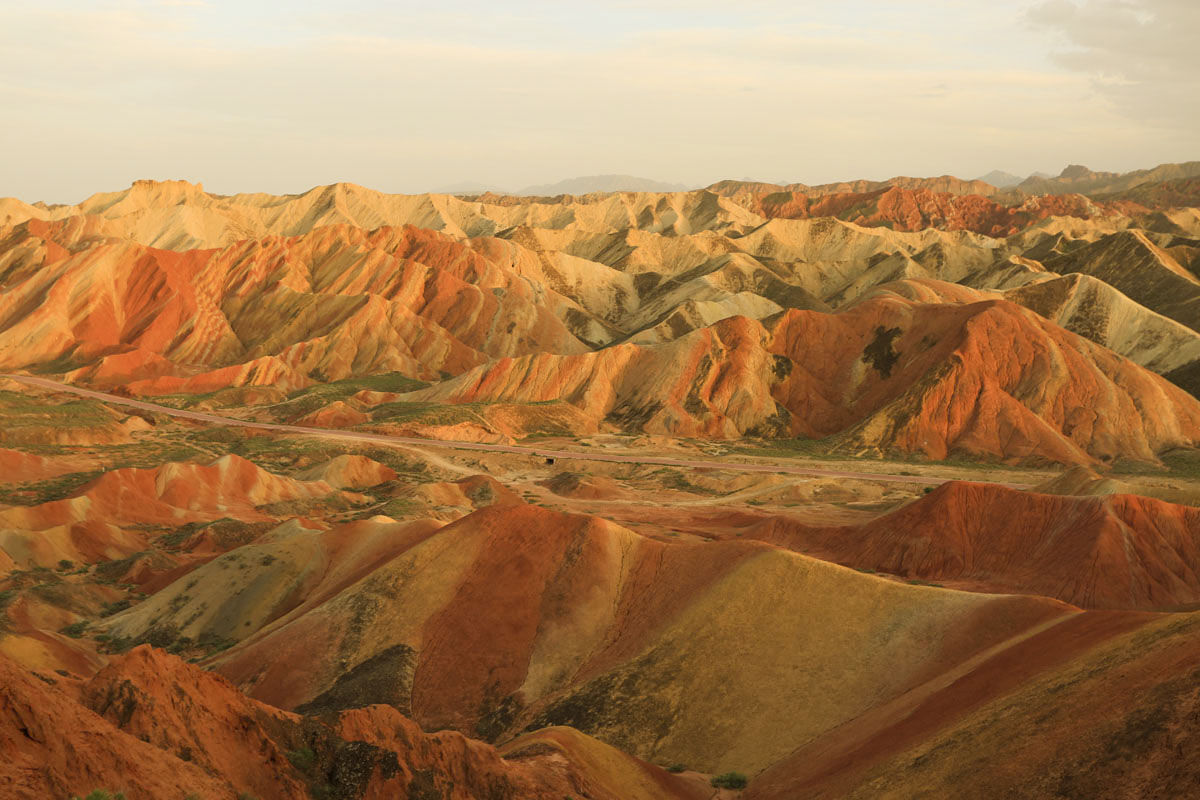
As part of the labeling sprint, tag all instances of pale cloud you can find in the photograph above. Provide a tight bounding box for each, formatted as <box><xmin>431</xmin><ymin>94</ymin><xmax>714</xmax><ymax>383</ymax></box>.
<box><xmin>0</xmin><ymin>1</ymin><xmax>1194</xmax><ymax>202</ymax></box>
<box><xmin>1027</xmin><ymin>0</ymin><xmax>1200</xmax><ymax>128</ymax></box>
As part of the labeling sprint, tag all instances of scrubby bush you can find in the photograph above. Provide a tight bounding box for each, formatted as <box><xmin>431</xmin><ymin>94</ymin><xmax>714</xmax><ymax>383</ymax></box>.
<box><xmin>711</xmin><ymin>771</ymin><xmax>748</xmax><ymax>789</ymax></box>
<box><xmin>666</xmin><ymin>763</ymin><xmax>687</xmax><ymax>773</ymax></box>
<box><xmin>99</xmin><ymin>599</ymin><xmax>132</xmax><ymax>617</ymax></box>
<box><xmin>286</xmin><ymin>746</ymin><xmax>316</xmax><ymax>771</ymax></box>
<box><xmin>60</xmin><ymin>621</ymin><xmax>89</xmax><ymax>638</ymax></box>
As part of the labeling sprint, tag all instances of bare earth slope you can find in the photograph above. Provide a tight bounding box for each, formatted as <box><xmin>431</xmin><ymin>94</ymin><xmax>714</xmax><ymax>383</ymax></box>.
<box><xmin>4</xmin><ymin>170</ymin><xmax>1200</xmax><ymax>798</ymax></box>
<box><xmin>1</xmin><ymin>645</ymin><xmax>703</xmax><ymax>800</ymax></box>
<box><xmin>750</xmin><ymin>481</ymin><xmax>1200</xmax><ymax>610</ymax></box>
<box><xmin>406</xmin><ymin>297</ymin><xmax>1200</xmax><ymax>464</ymax></box>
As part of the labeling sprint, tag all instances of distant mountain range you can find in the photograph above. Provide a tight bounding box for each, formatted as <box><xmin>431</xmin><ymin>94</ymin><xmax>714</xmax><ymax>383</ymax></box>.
<box><xmin>975</xmin><ymin>169</ymin><xmax>1050</xmax><ymax>188</ymax></box>
<box><xmin>434</xmin><ymin>174</ymin><xmax>692</xmax><ymax>196</ymax></box>
<box><xmin>433</xmin><ymin>164</ymin><xmax>1200</xmax><ymax>200</ymax></box>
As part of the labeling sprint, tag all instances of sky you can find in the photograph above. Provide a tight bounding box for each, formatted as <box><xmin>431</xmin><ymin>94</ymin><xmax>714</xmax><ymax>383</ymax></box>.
<box><xmin>1</xmin><ymin>0</ymin><xmax>1196</xmax><ymax>202</ymax></box>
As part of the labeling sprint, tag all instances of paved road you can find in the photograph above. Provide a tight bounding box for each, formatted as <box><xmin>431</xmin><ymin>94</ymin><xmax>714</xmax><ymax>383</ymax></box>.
<box><xmin>2</xmin><ymin>373</ymin><xmax>1031</xmax><ymax>489</ymax></box>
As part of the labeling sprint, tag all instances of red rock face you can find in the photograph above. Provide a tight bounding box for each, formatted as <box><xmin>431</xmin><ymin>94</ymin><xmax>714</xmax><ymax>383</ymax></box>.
<box><xmin>0</xmin><ymin>221</ymin><xmax>591</xmax><ymax>392</ymax></box>
<box><xmin>739</xmin><ymin>186</ymin><xmax>1110</xmax><ymax>236</ymax></box>
<box><xmin>414</xmin><ymin>296</ymin><xmax>1200</xmax><ymax>464</ymax></box>
<box><xmin>0</xmin><ymin>646</ymin><xmax>700</xmax><ymax>800</ymax></box>
<box><xmin>750</xmin><ymin>480</ymin><xmax>1200</xmax><ymax>610</ymax></box>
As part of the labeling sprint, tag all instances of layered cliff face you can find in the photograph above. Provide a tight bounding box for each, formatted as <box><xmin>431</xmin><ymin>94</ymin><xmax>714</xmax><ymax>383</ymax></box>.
<box><xmin>404</xmin><ymin>297</ymin><xmax>1200</xmax><ymax>465</ymax></box>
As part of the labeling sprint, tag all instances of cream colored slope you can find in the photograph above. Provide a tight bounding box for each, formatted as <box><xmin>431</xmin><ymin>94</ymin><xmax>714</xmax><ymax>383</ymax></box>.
<box><xmin>213</xmin><ymin>509</ymin><xmax>501</xmax><ymax>712</ymax></box>
<box><xmin>104</xmin><ymin>516</ymin><xmax>442</xmax><ymax>646</ymax></box>
<box><xmin>1044</xmin><ymin>229</ymin><xmax>1200</xmax><ymax>332</ymax></box>
<box><xmin>3</xmin><ymin>180</ymin><xmax>766</xmax><ymax>251</ymax></box>
<box><xmin>731</xmin><ymin>218</ymin><xmax>1006</xmax><ymax>303</ymax></box>
<box><xmin>620</xmin><ymin>254</ymin><xmax>798</xmax><ymax>332</ymax></box>
<box><xmin>194</xmin><ymin>503</ymin><xmax>1068</xmax><ymax>779</ymax></box>
<box><xmin>296</xmin><ymin>454</ymin><xmax>397</xmax><ymax>489</ymax></box>
<box><xmin>1005</xmin><ymin>273</ymin><xmax>1200</xmax><ymax>375</ymax></box>
<box><xmin>816</xmin><ymin>611</ymin><xmax>1200</xmax><ymax>800</ymax></box>
<box><xmin>628</xmin><ymin>293</ymin><xmax>785</xmax><ymax>345</ymax></box>
<box><xmin>506</xmin><ymin>226</ymin><xmax>736</xmax><ymax>276</ymax></box>
<box><xmin>528</xmin><ymin>547</ymin><xmax>1067</xmax><ymax>776</ymax></box>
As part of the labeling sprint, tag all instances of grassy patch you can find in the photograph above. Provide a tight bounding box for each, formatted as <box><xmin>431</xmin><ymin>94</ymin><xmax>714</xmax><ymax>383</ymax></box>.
<box><xmin>271</xmin><ymin>372</ymin><xmax>429</xmax><ymax>419</ymax></box>
<box><xmin>653</xmin><ymin>468</ymin><xmax>717</xmax><ymax>495</ymax></box>
<box><xmin>60</xmin><ymin>620</ymin><xmax>89</xmax><ymax>638</ymax></box>
<box><xmin>286</xmin><ymin>746</ymin><xmax>317</xmax><ymax>772</ymax></box>
<box><xmin>368</xmin><ymin>400</ymin><xmax>482</xmax><ymax>426</ymax></box>
<box><xmin>0</xmin><ymin>470</ymin><xmax>102</xmax><ymax>505</ymax></box>
<box><xmin>1114</xmin><ymin>447</ymin><xmax>1200</xmax><ymax>479</ymax></box>
<box><xmin>711</xmin><ymin>771</ymin><xmax>749</xmax><ymax>789</ymax></box>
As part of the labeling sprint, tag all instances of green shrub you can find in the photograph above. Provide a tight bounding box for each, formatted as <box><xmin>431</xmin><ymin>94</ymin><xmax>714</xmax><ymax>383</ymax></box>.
<box><xmin>710</xmin><ymin>771</ymin><xmax>748</xmax><ymax>789</ymax></box>
<box><xmin>57</xmin><ymin>559</ymin><xmax>74</xmax><ymax>571</ymax></box>
<box><xmin>286</xmin><ymin>746</ymin><xmax>316</xmax><ymax>771</ymax></box>
<box><xmin>69</xmin><ymin>791</ymin><xmax>126</xmax><ymax>800</ymax></box>
<box><xmin>99</xmin><ymin>599</ymin><xmax>132</xmax><ymax>617</ymax></box>
<box><xmin>666</xmin><ymin>763</ymin><xmax>687</xmax><ymax>773</ymax></box>
<box><xmin>60</xmin><ymin>621</ymin><xmax>89</xmax><ymax>638</ymax></box>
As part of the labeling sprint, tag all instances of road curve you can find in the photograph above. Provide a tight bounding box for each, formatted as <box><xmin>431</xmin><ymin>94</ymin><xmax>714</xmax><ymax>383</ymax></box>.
<box><xmin>1</xmin><ymin>373</ymin><xmax>1031</xmax><ymax>489</ymax></box>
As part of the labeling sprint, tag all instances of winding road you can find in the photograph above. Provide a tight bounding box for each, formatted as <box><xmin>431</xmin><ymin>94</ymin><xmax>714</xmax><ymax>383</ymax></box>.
<box><xmin>2</xmin><ymin>373</ymin><xmax>1032</xmax><ymax>489</ymax></box>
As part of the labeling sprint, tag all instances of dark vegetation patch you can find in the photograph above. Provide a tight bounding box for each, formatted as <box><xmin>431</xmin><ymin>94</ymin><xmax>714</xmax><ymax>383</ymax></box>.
<box><xmin>94</xmin><ymin>552</ymin><xmax>149</xmax><ymax>584</ymax></box>
<box><xmin>745</xmin><ymin>401</ymin><xmax>792</xmax><ymax>438</ymax></box>
<box><xmin>475</xmin><ymin>686</ymin><xmax>525</xmax><ymax>742</ymax></box>
<box><xmin>0</xmin><ymin>470</ymin><xmax>103</xmax><ymax>506</ymax></box>
<box><xmin>634</xmin><ymin>271</ymin><xmax>662</xmax><ymax>294</ymax></box>
<box><xmin>1050</xmin><ymin>664</ymin><xmax>1200</xmax><ymax>800</ymax></box>
<box><xmin>153</xmin><ymin>518</ymin><xmax>275</xmax><ymax>551</ymax></box>
<box><xmin>525</xmin><ymin>664</ymin><xmax>676</xmax><ymax>757</ymax></box>
<box><xmin>272</xmin><ymin>372</ymin><xmax>430</xmax><ymax>420</ymax></box>
<box><xmin>862</xmin><ymin>325</ymin><xmax>903</xmax><ymax>378</ymax></box>
<box><xmin>296</xmin><ymin>644</ymin><xmax>417</xmax><ymax>717</ymax></box>
<box><xmin>771</xmin><ymin>354</ymin><xmax>793</xmax><ymax>381</ymax></box>
<box><xmin>0</xmin><ymin>391</ymin><xmax>112</xmax><ymax>431</ymax></box>
<box><xmin>651</xmin><ymin>468</ymin><xmax>717</xmax><ymax>495</ymax></box>
<box><xmin>606</xmin><ymin>400</ymin><xmax>662</xmax><ymax>430</ymax></box>
<box><xmin>683</xmin><ymin>355</ymin><xmax>713</xmax><ymax>415</ymax></box>
<box><xmin>711</xmin><ymin>772</ymin><xmax>748</xmax><ymax>790</ymax></box>
<box><xmin>368</xmin><ymin>400</ymin><xmax>481</xmax><ymax>427</ymax></box>
<box><xmin>1114</xmin><ymin>446</ymin><xmax>1200</xmax><ymax>479</ymax></box>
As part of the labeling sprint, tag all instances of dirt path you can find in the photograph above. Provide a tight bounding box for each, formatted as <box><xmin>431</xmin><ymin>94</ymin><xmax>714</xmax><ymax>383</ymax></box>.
<box><xmin>1</xmin><ymin>374</ymin><xmax>1032</xmax><ymax>489</ymax></box>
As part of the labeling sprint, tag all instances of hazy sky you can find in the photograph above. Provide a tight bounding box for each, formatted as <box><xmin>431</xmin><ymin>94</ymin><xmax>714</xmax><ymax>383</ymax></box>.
<box><xmin>2</xmin><ymin>0</ymin><xmax>1196</xmax><ymax>202</ymax></box>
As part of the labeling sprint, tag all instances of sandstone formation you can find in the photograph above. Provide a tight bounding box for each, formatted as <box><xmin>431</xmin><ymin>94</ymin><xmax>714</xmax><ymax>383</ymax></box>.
<box><xmin>749</xmin><ymin>481</ymin><xmax>1200</xmax><ymax>609</ymax></box>
<box><xmin>3</xmin><ymin>165</ymin><xmax>1200</xmax><ymax>799</ymax></box>
<box><xmin>1</xmin><ymin>645</ymin><xmax>702</xmax><ymax>800</ymax></box>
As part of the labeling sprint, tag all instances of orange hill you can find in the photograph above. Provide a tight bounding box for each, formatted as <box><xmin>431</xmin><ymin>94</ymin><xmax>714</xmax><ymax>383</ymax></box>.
<box><xmin>406</xmin><ymin>296</ymin><xmax>1200</xmax><ymax>465</ymax></box>
<box><xmin>748</xmin><ymin>481</ymin><xmax>1200</xmax><ymax>610</ymax></box>
<box><xmin>0</xmin><ymin>645</ymin><xmax>703</xmax><ymax>800</ymax></box>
